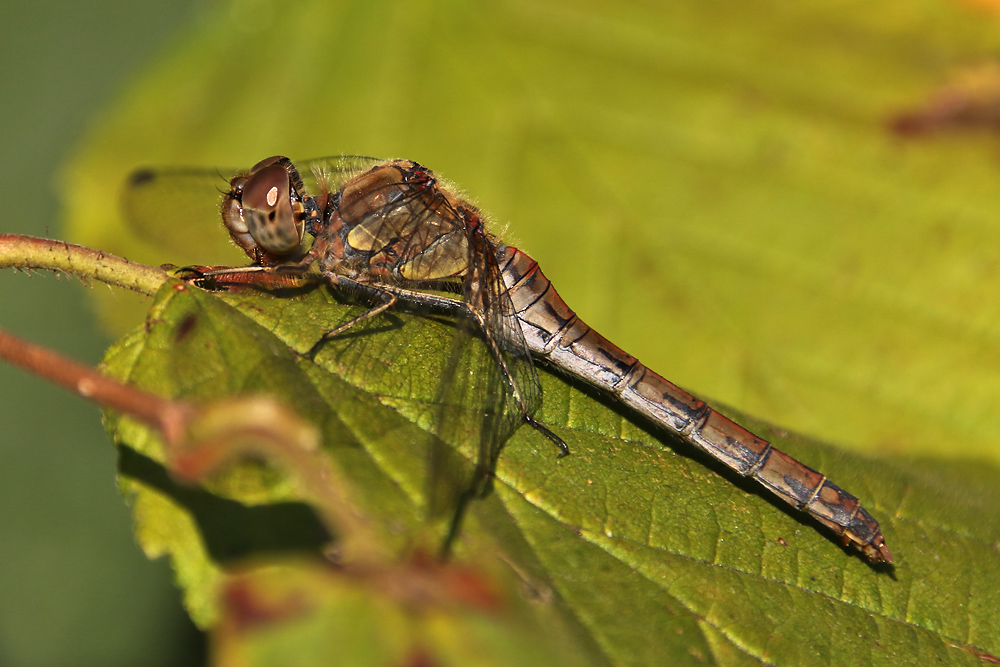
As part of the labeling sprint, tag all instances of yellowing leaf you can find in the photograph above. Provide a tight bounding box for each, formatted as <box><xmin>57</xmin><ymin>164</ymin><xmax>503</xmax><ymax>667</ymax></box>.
<box><xmin>59</xmin><ymin>0</ymin><xmax>1000</xmax><ymax>663</ymax></box>
<box><xmin>100</xmin><ymin>280</ymin><xmax>999</xmax><ymax>665</ymax></box>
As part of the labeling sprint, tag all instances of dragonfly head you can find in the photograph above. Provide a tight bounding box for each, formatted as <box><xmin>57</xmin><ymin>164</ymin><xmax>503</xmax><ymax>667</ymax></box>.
<box><xmin>222</xmin><ymin>156</ymin><xmax>311</xmax><ymax>264</ymax></box>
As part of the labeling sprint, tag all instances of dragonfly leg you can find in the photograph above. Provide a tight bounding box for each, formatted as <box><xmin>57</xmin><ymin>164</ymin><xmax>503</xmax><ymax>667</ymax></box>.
<box><xmin>306</xmin><ymin>278</ymin><xmax>568</xmax><ymax>457</ymax></box>
<box><xmin>176</xmin><ymin>237</ymin><xmax>329</xmax><ymax>290</ymax></box>
<box><xmin>526</xmin><ymin>417</ymin><xmax>570</xmax><ymax>457</ymax></box>
<box><xmin>462</xmin><ymin>307</ymin><xmax>569</xmax><ymax>457</ymax></box>
<box><xmin>306</xmin><ymin>288</ymin><xmax>398</xmax><ymax>358</ymax></box>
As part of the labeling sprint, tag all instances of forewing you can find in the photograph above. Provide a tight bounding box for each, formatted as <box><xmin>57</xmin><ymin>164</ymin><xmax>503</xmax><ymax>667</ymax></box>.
<box><xmin>470</xmin><ymin>228</ymin><xmax>545</xmax><ymax>468</ymax></box>
<box><xmin>423</xmin><ymin>220</ymin><xmax>544</xmax><ymax>519</ymax></box>
<box><xmin>121</xmin><ymin>157</ymin><xmax>383</xmax><ymax>263</ymax></box>
<box><xmin>298</xmin><ymin>156</ymin><xmax>384</xmax><ymax>206</ymax></box>
<box><xmin>121</xmin><ymin>166</ymin><xmax>243</xmax><ymax>262</ymax></box>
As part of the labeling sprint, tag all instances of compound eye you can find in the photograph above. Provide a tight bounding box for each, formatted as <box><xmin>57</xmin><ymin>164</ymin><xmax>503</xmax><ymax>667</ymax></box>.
<box><xmin>249</xmin><ymin>155</ymin><xmax>284</xmax><ymax>174</ymax></box>
<box><xmin>241</xmin><ymin>164</ymin><xmax>303</xmax><ymax>255</ymax></box>
<box><xmin>220</xmin><ymin>175</ymin><xmax>264</xmax><ymax>260</ymax></box>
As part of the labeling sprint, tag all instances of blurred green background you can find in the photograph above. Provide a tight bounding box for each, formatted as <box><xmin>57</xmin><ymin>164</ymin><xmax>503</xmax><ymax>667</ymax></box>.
<box><xmin>5</xmin><ymin>0</ymin><xmax>1000</xmax><ymax>664</ymax></box>
<box><xmin>0</xmin><ymin>1</ymin><xmax>206</xmax><ymax>664</ymax></box>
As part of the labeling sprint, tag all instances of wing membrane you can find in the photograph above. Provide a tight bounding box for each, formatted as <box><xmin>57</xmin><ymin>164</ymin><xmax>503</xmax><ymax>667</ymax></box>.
<box><xmin>121</xmin><ymin>156</ymin><xmax>547</xmax><ymax>552</ymax></box>
<box><xmin>121</xmin><ymin>166</ymin><xmax>242</xmax><ymax>263</ymax></box>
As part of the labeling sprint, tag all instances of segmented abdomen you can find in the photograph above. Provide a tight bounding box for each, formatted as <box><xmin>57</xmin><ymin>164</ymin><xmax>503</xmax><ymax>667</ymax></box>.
<box><xmin>498</xmin><ymin>246</ymin><xmax>891</xmax><ymax>564</ymax></box>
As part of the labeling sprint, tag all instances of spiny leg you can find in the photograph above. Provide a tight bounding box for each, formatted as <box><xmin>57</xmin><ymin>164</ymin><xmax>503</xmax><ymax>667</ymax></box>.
<box><xmin>306</xmin><ymin>288</ymin><xmax>398</xmax><ymax>358</ymax></box>
<box><xmin>177</xmin><ymin>237</ymin><xmax>327</xmax><ymax>290</ymax></box>
<box><xmin>381</xmin><ymin>289</ymin><xmax>571</xmax><ymax>459</ymax></box>
<box><xmin>186</xmin><ymin>262</ymin><xmax>568</xmax><ymax>460</ymax></box>
<box><xmin>209</xmin><ymin>235</ymin><xmax>327</xmax><ymax>279</ymax></box>
<box><xmin>526</xmin><ymin>417</ymin><xmax>569</xmax><ymax>457</ymax></box>
<box><xmin>464</xmin><ymin>308</ymin><xmax>570</xmax><ymax>459</ymax></box>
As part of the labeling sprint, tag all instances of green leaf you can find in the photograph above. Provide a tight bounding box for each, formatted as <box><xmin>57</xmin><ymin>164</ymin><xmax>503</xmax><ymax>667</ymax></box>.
<box><xmin>102</xmin><ymin>281</ymin><xmax>601</xmax><ymax>665</ymax></box>
<box><xmin>100</xmin><ymin>279</ymin><xmax>1000</xmax><ymax>665</ymax></box>
<box><xmin>64</xmin><ymin>0</ymin><xmax>1000</xmax><ymax>467</ymax></box>
<box><xmin>59</xmin><ymin>0</ymin><xmax>1000</xmax><ymax>663</ymax></box>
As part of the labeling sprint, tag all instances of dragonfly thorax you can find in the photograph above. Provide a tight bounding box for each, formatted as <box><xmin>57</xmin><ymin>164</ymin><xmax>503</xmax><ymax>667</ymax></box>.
<box><xmin>323</xmin><ymin>161</ymin><xmax>472</xmax><ymax>283</ymax></box>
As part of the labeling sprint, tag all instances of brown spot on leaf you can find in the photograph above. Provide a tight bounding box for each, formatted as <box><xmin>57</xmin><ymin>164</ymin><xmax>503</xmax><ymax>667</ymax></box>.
<box><xmin>221</xmin><ymin>579</ymin><xmax>309</xmax><ymax>634</ymax></box>
<box><xmin>375</xmin><ymin>551</ymin><xmax>503</xmax><ymax>612</ymax></box>
<box><xmin>889</xmin><ymin>62</ymin><xmax>1000</xmax><ymax>137</ymax></box>
<box><xmin>174</xmin><ymin>314</ymin><xmax>197</xmax><ymax>342</ymax></box>
<box><xmin>396</xmin><ymin>648</ymin><xmax>440</xmax><ymax>667</ymax></box>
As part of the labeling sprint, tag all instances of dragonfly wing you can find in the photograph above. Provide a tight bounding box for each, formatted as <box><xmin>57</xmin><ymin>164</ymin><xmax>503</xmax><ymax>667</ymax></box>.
<box><xmin>470</xmin><ymin>224</ymin><xmax>545</xmax><ymax>470</ymax></box>
<box><xmin>423</xmin><ymin>223</ymin><xmax>549</xmax><ymax>556</ymax></box>
<box><xmin>425</xmin><ymin>306</ymin><xmax>500</xmax><ymax>519</ymax></box>
<box><xmin>155</xmin><ymin>156</ymin><xmax>544</xmax><ymax>550</ymax></box>
<box><xmin>312</xmin><ymin>162</ymin><xmax>541</xmax><ymax>537</ymax></box>
<box><xmin>122</xmin><ymin>157</ymin><xmax>381</xmax><ymax>264</ymax></box>
<box><xmin>121</xmin><ymin>166</ymin><xmax>245</xmax><ymax>263</ymax></box>
<box><xmin>297</xmin><ymin>156</ymin><xmax>384</xmax><ymax>209</ymax></box>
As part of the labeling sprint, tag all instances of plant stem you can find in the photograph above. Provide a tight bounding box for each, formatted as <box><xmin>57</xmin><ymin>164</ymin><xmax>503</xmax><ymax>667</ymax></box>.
<box><xmin>0</xmin><ymin>326</ymin><xmax>192</xmax><ymax>444</ymax></box>
<box><xmin>0</xmin><ymin>233</ymin><xmax>166</xmax><ymax>296</ymax></box>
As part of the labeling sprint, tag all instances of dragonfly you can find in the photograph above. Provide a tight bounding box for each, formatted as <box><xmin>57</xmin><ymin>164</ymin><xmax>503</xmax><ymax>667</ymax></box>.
<box><xmin>125</xmin><ymin>155</ymin><xmax>892</xmax><ymax>564</ymax></box>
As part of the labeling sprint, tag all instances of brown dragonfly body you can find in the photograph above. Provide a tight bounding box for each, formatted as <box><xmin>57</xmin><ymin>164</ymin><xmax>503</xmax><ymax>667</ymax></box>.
<box><xmin>167</xmin><ymin>155</ymin><xmax>891</xmax><ymax>564</ymax></box>
<box><xmin>501</xmin><ymin>247</ymin><xmax>891</xmax><ymax>563</ymax></box>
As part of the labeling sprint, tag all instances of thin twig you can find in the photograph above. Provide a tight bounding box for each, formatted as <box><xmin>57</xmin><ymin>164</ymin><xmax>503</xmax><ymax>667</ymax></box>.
<box><xmin>1</xmin><ymin>235</ymin><xmax>384</xmax><ymax>561</ymax></box>
<box><xmin>0</xmin><ymin>326</ymin><xmax>192</xmax><ymax>444</ymax></box>
<box><xmin>0</xmin><ymin>323</ymin><xmax>384</xmax><ymax>562</ymax></box>
<box><xmin>0</xmin><ymin>234</ymin><xmax>166</xmax><ymax>295</ymax></box>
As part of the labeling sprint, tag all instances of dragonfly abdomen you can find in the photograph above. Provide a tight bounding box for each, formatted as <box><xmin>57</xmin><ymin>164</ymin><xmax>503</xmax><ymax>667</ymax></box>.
<box><xmin>498</xmin><ymin>246</ymin><xmax>891</xmax><ymax>564</ymax></box>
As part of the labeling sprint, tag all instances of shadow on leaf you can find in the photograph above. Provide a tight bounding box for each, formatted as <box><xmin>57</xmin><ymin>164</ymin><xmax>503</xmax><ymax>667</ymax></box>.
<box><xmin>118</xmin><ymin>445</ymin><xmax>331</xmax><ymax>563</ymax></box>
